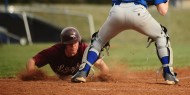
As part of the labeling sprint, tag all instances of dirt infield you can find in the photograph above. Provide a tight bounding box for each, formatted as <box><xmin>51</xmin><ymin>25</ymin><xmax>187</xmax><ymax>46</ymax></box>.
<box><xmin>0</xmin><ymin>67</ymin><xmax>190</xmax><ymax>95</ymax></box>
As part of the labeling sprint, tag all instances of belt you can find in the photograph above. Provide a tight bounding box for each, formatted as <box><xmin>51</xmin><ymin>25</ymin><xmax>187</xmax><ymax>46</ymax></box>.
<box><xmin>112</xmin><ymin>2</ymin><xmax>140</xmax><ymax>6</ymax></box>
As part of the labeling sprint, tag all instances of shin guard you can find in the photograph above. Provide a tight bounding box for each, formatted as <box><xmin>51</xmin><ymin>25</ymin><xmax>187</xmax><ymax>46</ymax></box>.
<box><xmin>155</xmin><ymin>25</ymin><xmax>174</xmax><ymax>75</ymax></box>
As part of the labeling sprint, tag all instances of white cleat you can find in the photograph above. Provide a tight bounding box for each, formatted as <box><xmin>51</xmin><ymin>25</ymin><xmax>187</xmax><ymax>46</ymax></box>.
<box><xmin>71</xmin><ymin>71</ymin><xmax>87</xmax><ymax>83</ymax></box>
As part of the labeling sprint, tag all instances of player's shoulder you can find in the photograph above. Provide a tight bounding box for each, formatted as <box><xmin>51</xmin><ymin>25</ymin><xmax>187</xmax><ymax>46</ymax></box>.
<box><xmin>79</xmin><ymin>42</ymin><xmax>88</xmax><ymax>47</ymax></box>
<box><xmin>79</xmin><ymin>42</ymin><xmax>88</xmax><ymax>50</ymax></box>
<box><xmin>49</xmin><ymin>43</ymin><xmax>65</xmax><ymax>50</ymax></box>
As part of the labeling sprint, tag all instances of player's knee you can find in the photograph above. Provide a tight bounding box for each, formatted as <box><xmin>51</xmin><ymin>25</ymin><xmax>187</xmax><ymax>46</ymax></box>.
<box><xmin>94</xmin><ymin>59</ymin><xmax>101</xmax><ymax>67</ymax></box>
<box><xmin>94</xmin><ymin>59</ymin><xmax>109</xmax><ymax>74</ymax></box>
<box><xmin>155</xmin><ymin>25</ymin><xmax>170</xmax><ymax>48</ymax></box>
<box><xmin>91</xmin><ymin>31</ymin><xmax>107</xmax><ymax>52</ymax></box>
<box><xmin>92</xmin><ymin>40</ymin><xmax>102</xmax><ymax>52</ymax></box>
<box><xmin>155</xmin><ymin>37</ymin><xmax>167</xmax><ymax>48</ymax></box>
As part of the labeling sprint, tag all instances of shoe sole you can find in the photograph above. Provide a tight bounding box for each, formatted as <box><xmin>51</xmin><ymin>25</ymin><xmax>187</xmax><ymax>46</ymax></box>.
<box><xmin>71</xmin><ymin>77</ymin><xmax>86</xmax><ymax>83</ymax></box>
<box><xmin>166</xmin><ymin>80</ymin><xmax>178</xmax><ymax>85</ymax></box>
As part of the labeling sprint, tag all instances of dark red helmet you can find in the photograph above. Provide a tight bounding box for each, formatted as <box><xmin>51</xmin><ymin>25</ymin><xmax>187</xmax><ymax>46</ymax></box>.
<box><xmin>60</xmin><ymin>27</ymin><xmax>81</xmax><ymax>44</ymax></box>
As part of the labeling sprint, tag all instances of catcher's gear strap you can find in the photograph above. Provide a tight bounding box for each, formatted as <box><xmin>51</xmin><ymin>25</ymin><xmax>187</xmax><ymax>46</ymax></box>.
<box><xmin>102</xmin><ymin>41</ymin><xmax>110</xmax><ymax>56</ymax></box>
<box><xmin>146</xmin><ymin>37</ymin><xmax>154</xmax><ymax>48</ymax></box>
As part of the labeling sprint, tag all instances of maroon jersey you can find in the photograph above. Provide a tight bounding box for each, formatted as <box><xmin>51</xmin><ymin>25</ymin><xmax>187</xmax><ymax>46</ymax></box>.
<box><xmin>33</xmin><ymin>42</ymin><xmax>87</xmax><ymax>76</ymax></box>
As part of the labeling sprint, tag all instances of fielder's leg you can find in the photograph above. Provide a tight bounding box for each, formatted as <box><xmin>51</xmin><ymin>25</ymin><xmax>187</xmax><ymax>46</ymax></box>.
<box><xmin>71</xmin><ymin>5</ymin><xmax>127</xmax><ymax>83</ymax></box>
<box><xmin>155</xmin><ymin>25</ymin><xmax>179</xmax><ymax>85</ymax></box>
<box><xmin>131</xmin><ymin>8</ymin><xmax>179</xmax><ymax>84</ymax></box>
<box><xmin>71</xmin><ymin>32</ymin><xmax>104</xmax><ymax>83</ymax></box>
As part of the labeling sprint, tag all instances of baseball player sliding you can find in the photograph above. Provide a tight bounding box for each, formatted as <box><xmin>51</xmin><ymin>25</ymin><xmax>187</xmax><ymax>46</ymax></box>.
<box><xmin>72</xmin><ymin>0</ymin><xmax>179</xmax><ymax>85</ymax></box>
<box><xmin>26</xmin><ymin>27</ymin><xmax>109</xmax><ymax>79</ymax></box>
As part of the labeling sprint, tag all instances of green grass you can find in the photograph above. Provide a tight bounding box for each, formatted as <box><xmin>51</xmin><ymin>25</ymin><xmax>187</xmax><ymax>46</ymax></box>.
<box><xmin>0</xmin><ymin>4</ymin><xmax>190</xmax><ymax>77</ymax></box>
<box><xmin>0</xmin><ymin>43</ymin><xmax>55</xmax><ymax>77</ymax></box>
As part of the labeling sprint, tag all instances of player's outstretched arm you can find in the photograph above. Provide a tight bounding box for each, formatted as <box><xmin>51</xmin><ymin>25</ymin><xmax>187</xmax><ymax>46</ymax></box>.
<box><xmin>26</xmin><ymin>58</ymin><xmax>36</xmax><ymax>71</ymax></box>
<box><xmin>94</xmin><ymin>58</ymin><xmax>109</xmax><ymax>75</ymax></box>
<box><xmin>156</xmin><ymin>0</ymin><xmax>170</xmax><ymax>16</ymax></box>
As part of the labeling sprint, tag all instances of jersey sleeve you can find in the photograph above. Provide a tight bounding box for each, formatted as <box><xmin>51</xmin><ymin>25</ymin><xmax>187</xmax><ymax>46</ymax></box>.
<box><xmin>82</xmin><ymin>43</ymin><xmax>88</xmax><ymax>50</ymax></box>
<box><xmin>77</xmin><ymin>42</ymin><xmax>88</xmax><ymax>57</ymax></box>
<box><xmin>33</xmin><ymin>51</ymin><xmax>49</xmax><ymax>68</ymax></box>
<box><xmin>154</xmin><ymin>0</ymin><xmax>168</xmax><ymax>5</ymax></box>
<box><xmin>33</xmin><ymin>43</ymin><xmax>63</xmax><ymax>68</ymax></box>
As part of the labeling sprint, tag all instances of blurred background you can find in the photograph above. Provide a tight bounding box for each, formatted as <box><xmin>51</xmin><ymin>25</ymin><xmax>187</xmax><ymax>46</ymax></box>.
<box><xmin>0</xmin><ymin>0</ymin><xmax>189</xmax><ymax>77</ymax></box>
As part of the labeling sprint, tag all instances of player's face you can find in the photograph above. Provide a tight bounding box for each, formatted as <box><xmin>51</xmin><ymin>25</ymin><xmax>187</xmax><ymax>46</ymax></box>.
<box><xmin>65</xmin><ymin>41</ymin><xmax>79</xmax><ymax>57</ymax></box>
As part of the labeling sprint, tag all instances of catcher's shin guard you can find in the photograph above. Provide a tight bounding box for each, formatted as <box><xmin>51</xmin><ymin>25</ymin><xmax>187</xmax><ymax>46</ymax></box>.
<box><xmin>71</xmin><ymin>32</ymin><xmax>102</xmax><ymax>83</ymax></box>
<box><xmin>155</xmin><ymin>25</ymin><xmax>179</xmax><ymax>84</ymax></box>
<box><xmin>80</xmin><ymin>46</ymin><xmax>99</xmax><ymax>74</ymax></box>
<box><xmin>80</xmin><ymin>32</ymin><xmax>104</xmax><ymax>74</ymax></box>
<box><xmin>71</xmin><ymin>45</ymin><xmax>100</xmax><ymax>83</ymax></box>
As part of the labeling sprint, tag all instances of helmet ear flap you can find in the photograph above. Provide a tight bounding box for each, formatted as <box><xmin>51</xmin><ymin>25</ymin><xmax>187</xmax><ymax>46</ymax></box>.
<box><xmin>60</xmin><ymin>27</ymin><xmax>81</xmax><ymax>44</ymax></box>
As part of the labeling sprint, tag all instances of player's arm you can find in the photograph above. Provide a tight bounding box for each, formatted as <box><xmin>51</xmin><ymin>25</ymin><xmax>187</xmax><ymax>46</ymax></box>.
<box><xmin>94</xmin><ymin>58</ymin><xmax>109</xmax><ymax>74</ymax></box>
<box><xmin>26</xmin><ymin>44</ymin><xmax>57</xmax><ymax>71</ymax></box>
<box><xmin>26</xmin><ymin>58</ymin><xmax>37</xmax><ymax>71</ymax></box>
<box><xmin>156</xmin><ymin>0</ymin><xmax>170</xmax><ymax>16</ymax></box>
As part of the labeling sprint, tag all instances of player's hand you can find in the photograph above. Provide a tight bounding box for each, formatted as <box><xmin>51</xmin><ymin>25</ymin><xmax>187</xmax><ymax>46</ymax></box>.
<box><xmin>18</xmin><ymin>69</ymin><xmax>47</xmax><ymax>81</ymax></box>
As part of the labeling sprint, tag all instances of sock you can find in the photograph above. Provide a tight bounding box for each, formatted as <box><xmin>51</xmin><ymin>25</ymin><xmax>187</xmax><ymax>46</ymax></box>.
<box><xmin>161</xmin><ymin>56</ymin><xmax>170</xmax><ymax>73</ymax></box>
<box><xmin>82</xmin><ymin>51</ymin><xmax>98</xmax><ymax>72</ymax></box>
